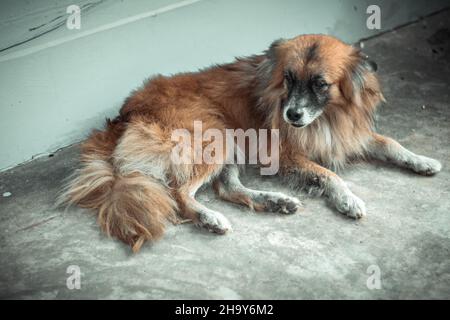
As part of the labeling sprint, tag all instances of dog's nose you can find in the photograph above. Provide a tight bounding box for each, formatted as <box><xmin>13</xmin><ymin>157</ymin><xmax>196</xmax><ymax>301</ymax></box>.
<box><xmin>286</xmin><ymin>108</ymin><xmax>303</xmax><ymax>122</ymax></box>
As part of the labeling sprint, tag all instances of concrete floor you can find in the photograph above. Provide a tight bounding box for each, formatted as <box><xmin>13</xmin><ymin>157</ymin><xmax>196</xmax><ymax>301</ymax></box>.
<box><xmin>1</xmin><ymin>11</ymin><xmax>449</xmax><ymax>300</ymax></box>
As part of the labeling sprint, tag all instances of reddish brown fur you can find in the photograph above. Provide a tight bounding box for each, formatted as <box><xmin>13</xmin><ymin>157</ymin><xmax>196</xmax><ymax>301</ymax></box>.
<box><xmin>61</xmin><ymin>34</ymin><xmax>385</xmax><ymax>251</ymax></box>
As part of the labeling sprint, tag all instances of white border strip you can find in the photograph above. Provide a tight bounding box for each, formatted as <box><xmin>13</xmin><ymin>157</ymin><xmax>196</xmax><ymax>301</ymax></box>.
<box><xmin>0</xmin><ymin>0</ymin><xmax>203</xmax><ymax>63</ymax></box>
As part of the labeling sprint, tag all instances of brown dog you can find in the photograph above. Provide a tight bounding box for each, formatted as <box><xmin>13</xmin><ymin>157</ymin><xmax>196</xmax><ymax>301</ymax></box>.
<box><xmin>61</xmin><ymin>34</ymin><xmax>442</xmax><ymax>252</ymax></box>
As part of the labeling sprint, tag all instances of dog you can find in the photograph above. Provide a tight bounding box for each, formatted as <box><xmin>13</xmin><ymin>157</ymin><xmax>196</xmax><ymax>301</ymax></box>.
<box><xmin>61</xmin><ymin>34</ymin><xmax>442</xmax><ymax>252</ymax></box>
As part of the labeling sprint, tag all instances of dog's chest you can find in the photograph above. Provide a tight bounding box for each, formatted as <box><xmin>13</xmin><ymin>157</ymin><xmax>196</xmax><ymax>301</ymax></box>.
<box><xmin>288</xmin><ymin>119</ymin><xmax>369</xmax><ymax>170</ymax></box>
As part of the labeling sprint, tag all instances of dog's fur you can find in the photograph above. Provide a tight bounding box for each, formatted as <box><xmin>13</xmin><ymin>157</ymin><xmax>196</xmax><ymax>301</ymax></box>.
<box><xmin>60</xmin><ymin>34</ymin><xmax>442</xmax><ymax>252</ymax></box>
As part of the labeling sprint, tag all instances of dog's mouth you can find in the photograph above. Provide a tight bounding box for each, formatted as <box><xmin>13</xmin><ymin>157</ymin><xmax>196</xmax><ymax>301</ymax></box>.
<box><xmin>285</xmin><ymin>119</ymin><xmax>308</xmax><ymax>128</ymax></box>
<box><xmin>289</xmin><ymin>122</ymin><xmax>305</xmax><ymax>128</ymax></box>
<box><xmin>283</xmin><ymin>110</ymin><xmax>322</xmax><ymax>128</ymax></box>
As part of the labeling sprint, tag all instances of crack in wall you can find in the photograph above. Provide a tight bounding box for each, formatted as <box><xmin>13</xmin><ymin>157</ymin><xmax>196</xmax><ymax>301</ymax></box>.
<box><xmin>0</xmin><ymin>0</ymin><xmax>203</xmax><ymax>62</ymax></box>
<box><xmin>0</xmin><ymin>0</ymin><xmax>105</xmax><ymax>53</ymax></box>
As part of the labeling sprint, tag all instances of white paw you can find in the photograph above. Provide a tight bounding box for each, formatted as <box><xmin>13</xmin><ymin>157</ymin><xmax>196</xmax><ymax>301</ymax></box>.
<box><xmin>334</xmin><ymin>191</ymin><xmax>366</xmax><ymax>219</ymax></box>
<box><xmin>256</xmin><ymin>192</ymin><xmax>303</xmax><ymax>214</ymax></box>
<box><xmin>411</xmin><ymin>155</ymin><xmax>442</xmax><ymax>176</ymax></box>
<box><xmin>198</xmin><ymin>211</ymin><xmax>232</xmax><ymax>234</ymax></box>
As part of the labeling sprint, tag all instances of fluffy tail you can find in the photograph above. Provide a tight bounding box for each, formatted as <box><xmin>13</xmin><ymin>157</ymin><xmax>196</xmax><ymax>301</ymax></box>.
<box><xmin>59</xmin><ymin>119</ymin><xmax>177</xmax><ymax>252</ymax></box>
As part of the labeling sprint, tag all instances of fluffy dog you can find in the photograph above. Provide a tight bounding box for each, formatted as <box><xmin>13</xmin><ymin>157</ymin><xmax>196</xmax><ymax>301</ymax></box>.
<box><xmin>61</xmin><ymin>34</ymin><xmax>442</xmax><ymax>252</ymax></box>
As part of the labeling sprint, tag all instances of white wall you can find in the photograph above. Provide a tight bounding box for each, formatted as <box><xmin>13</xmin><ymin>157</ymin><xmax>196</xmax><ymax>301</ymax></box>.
<box><xmin>0</xmin><ymin>0</ymin><xmax>448</xmax><ymax>170</ymax></box>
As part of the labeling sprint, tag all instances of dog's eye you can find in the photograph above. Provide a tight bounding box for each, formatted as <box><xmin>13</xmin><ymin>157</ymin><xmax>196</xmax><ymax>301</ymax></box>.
<box><xmin>313</xmin><ymin>79</ymin><xmax>329</xmax><ymax>91</ymax></box>
<box><xmin>284</xmin><ymin>71</ymin><xmax>295</xmax><ymax>84</ymax></box>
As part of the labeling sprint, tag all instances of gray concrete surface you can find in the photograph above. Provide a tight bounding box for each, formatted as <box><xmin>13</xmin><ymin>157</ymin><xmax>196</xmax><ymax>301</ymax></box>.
<box><xmin>0</xmin><ymin>10</ymin><xmax>449</xmax><ymax>300</ymax></box>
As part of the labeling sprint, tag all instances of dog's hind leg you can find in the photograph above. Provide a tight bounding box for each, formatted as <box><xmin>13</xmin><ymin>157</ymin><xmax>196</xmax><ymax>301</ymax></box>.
<box><xmin>213</xmin><ymin>165</ymin><xmax>302</xmax><ymax>214</ymax></box>
<box><xmin>175</xmin><ymin>166</ymin><xmax>233</xmax><ymax>234</ymax></box>
<box><xmin>181</xmin><ymin>193</ymin><xmax>233</xmax><ymax>234</ymax></box>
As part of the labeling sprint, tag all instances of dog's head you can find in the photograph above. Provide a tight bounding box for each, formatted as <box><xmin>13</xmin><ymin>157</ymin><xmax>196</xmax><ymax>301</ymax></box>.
<box><xmin>261</xmin><ymin>35</ymin><xmax>382</xmax><ymax>128</ymax></box>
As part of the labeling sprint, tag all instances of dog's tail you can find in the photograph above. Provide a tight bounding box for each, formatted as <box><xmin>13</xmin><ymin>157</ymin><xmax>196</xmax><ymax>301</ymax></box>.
<box><xmin>58</xmin><ymin>119</ymin><xmax>177</xmax><ymax>252</ymax></box>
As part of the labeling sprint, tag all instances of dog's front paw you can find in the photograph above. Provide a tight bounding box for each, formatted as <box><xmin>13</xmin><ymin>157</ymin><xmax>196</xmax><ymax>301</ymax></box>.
<box><xmin>266</xmin><ymin>195</ymin><xmax>303</xmax><ymax>215</ymax></box>
<box><xmin>334</xmin><ymin>191</ymin><xmax>366</xmax><ymax>219</ymax></box>
<box><xmin>410</xmin><ymin>155</ymin><xmax>442</xmax><ymax>176</ymax></box>
<box><xmin>253</xmin><ymin>191</ymin><xmax>302</xmax><ymax>214</ymax></box>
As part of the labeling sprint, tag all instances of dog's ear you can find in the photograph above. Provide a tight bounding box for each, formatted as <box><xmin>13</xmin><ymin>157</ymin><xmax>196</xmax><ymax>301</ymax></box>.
<box><xmin>340</xmin><ymin>50</ymin><xmax>378</xmax><ymax>102</ymax></box>
<box><xmin>266</xmin><ymin>38</ymin><xmax>286</xmax><ymax>61</ymax></box>
<box><xmin>258</xmin><ymin>38</ymin><xmax>286</xmax><ymax>86</ymax></box>
<box><xmin>359</xmin><ymin>51</ymin><xmax>378</xmax><ymax>73</ymax></box>
<box><xmin>255</xmin><ymin>38</ymin><xmax>288</xmax><ymax>115</ymax></box>
<box><xmin>352</xmin><ymin>44</ymin><xmax>378</xmax><ymax>73</ymax></box>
